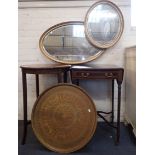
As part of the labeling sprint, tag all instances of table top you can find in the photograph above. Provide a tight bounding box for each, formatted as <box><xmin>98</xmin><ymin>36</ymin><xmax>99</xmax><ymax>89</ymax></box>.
<box><xmin>71</xmin><ymin>64</ymin><xmax>124</xmax><ymax>70</ymax></box>
<box><xmin>20</xmin><ymin>64</ymin><xmax>71</xmax><ymax>69</ymax></box>
<box><xmin>20</xmin><ymin>64</ymin><xmax>123</xmax><ymax>70</ymax></box>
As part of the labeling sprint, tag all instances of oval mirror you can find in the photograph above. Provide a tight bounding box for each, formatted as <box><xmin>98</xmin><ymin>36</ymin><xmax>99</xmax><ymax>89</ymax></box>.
<box><xmin>84</xmin><ymin>0</ymin><xmax>124</xmax><ymax>49</ymax></box>
<box><xmin>39</xmin><ymin>21</ymin><xmax>104</xmax><ymax>64</ymax></box>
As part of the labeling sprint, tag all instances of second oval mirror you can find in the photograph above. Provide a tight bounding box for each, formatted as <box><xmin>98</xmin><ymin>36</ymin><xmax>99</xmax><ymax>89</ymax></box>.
<box><xmin>84</xmin><ymin>0</ymin><xmax>124</xmax><ymax>49</ymax></box>
<box><xmin>39</xmin><ymin>21</ymin><xmax>104</xmax><ymax>64</ymax></box>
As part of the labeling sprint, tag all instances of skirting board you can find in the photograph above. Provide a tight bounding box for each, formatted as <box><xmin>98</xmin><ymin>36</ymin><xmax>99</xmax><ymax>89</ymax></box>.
<box><xmin>124</xmin><ymin>116</ymin><xmax>136</xmax><ymax>136</ymax></box>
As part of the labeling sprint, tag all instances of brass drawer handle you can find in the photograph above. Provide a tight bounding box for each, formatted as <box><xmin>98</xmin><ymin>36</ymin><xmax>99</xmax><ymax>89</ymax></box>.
<box><xmin>81</xmin><ymin>72</ymin><xmax>90</xmax><ymax>77</ymax></box>
<box><xmin>105</xmin><ymin>73</ymin><xmax>113</xmax><ymax>77</ymax></box>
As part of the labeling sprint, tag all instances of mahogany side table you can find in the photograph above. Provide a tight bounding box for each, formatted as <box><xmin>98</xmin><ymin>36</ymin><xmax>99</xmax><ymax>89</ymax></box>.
<box><xmin>20</xmin><ymin>64</ymin><xmax>71</xmax><ymax>144</ymax></box>
<box><xmin>70</xmin><ymin>64</ymin><xmax>124</xmax><ymax>144</ymax></box>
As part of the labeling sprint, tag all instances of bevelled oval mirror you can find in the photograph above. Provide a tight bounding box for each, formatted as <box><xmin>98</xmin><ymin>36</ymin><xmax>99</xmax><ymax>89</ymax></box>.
<box><xmin>84</xmin><ymin>0</ymin><xmax>124</xmax><ymax>49</ymax></box>
<box><xmin>39</xmin><ymin>21</ymin><xmax>104</xmax><ymax>64</ymax></box>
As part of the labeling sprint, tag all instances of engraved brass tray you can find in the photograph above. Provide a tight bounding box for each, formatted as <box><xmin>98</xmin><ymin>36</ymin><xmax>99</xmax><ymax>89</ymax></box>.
<box><xmin>31</xmin><ymin>84</ymin><xmax>97</xmax><ymax>153</ymax></box>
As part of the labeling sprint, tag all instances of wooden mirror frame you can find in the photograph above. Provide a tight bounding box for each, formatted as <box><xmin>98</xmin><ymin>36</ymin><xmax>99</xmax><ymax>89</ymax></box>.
<box><xmin>84</xmin><ymin>0</ymin><xmax>124</xmax><ymax>49</ymax></box>
<box><xmin>39</xmin><ymin>21</ymin><xmax>104</xmax><ymax>64</ymax></box>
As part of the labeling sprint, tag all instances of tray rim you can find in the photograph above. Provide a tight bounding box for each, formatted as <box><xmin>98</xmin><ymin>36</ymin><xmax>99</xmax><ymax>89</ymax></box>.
<box><xmin>31</xmin><ymin>83</ymin><xmax>97</xmax><ymax>153</ymax></box>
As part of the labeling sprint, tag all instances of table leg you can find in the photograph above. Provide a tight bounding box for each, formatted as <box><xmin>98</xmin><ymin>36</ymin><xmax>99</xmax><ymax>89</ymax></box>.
<box><xmin>63</xmin><ymin>70</ymin><xmax>68</xmax><ymax>83</ymax></box>
<box><xmin>70</xmin><ymin>79</ymin><xmax>79</xmax><ymax>85</ymax></box>
<box><xmin>21</xmin><ymin>71</ymin><xmax>27</xmax><ymax>145</ymax></box>
<box><xmin>111</xmin><ymin>80</ymin><xmax>114</xmax><ymax>123</ymax></box>
<box><xmin>116</xmin><ymin>82</ymin><xmax>122</xmax><ymax>144</ymax></box>
<box><xmin>76</xmin><ymin>79</ymin><xmax>79</xmax><ymax>86</ymax></box>
<box><xmin>35</xmin><ymin>74</ymin><xmax>39</xmax><ymax>97</ymax></box>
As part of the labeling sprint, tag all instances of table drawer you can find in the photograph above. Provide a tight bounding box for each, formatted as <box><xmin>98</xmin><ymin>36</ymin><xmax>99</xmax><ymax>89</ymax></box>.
<box><xmin>71</xmin><ymin>71</ymin><xmax>117</xmax><ymax>79</ymax></box>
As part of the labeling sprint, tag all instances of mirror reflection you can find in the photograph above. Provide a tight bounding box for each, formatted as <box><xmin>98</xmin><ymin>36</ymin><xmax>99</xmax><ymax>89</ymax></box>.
<box><xmin>88</xmin><ymin>4</ymin><xmax>119</xmax><ymax>41</ymax></box>
<box><xmin>85</xmin><ymin>1</ymin><xmax>124</xmax><ymax>49</ymax></box>
<box><xmin>40</xmin><ymin>22</ymin><xmax>103</xmax><ymax>64</ymax></box>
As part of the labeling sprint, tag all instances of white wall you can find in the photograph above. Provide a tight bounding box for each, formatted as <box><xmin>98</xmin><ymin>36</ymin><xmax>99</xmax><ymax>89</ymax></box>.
<box><xmin>18</xmin><ymin>0</ymin><xmax>136</xmax><ymax>121</ymax></box>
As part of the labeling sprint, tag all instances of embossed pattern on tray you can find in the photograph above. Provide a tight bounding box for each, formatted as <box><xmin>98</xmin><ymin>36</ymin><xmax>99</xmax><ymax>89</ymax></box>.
<box><xmin>31</xmin><ymin>84</ymin><xmax>97</xmax><ymax>153</ymax></box>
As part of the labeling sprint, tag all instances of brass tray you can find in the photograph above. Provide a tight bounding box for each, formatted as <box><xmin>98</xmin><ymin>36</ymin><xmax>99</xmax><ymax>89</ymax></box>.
<box><xmin>31</xmin><ymin>84</ymin><xmax>97</xmax><ymax>153</ymax></box>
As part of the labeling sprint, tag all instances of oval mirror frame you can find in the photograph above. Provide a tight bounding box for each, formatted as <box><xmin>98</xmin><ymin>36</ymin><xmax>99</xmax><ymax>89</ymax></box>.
<box><xmin>84</xmin><ymin>0</ymin><xmax>124</xmax><ymax>49</ymax></box>
<box><xmin>39</xmin><ymin>21</ymin><xmax>104</xmax><ymax>64</ymax></box>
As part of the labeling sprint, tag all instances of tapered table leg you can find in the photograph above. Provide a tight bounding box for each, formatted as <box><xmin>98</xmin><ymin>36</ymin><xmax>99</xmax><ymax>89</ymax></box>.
<box><xmin>35</xmin><ymin>74</ymin><xmax>39</xmax><ymax>97</ymax></box>
<box><xmin>111</xmin><ymin>80</ymin><xmax>114</xmax><ymax>123</ymax></box>
<box><xmin>21</xmin><ymin>71</ymin><xmax>27</xmax><ymax>145</ymax></box>
<box><xmin>63</xmin><ymin>70</ymin><xmax>67</xmax><ymax>83</ymax></box>
<box><xmin>116</xmin><ymin>82</ymin><xmax>122</xmax><ymax>144</ymax></box>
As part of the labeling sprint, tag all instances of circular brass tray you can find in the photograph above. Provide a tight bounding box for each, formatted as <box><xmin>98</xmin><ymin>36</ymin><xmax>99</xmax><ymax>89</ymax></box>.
<box><xmin>31</xmin><ymin>84</ymin><xmax>97</xmax><ymax>153</ymax></box>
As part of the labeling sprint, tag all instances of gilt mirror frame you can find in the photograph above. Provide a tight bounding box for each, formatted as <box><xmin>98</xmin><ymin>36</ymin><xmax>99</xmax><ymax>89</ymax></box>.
<box><xmin>84</xmin><ymin>0</ymin><xmax>124</xmax><ymax>49</ymax></box>
<box><xmin>39</xmin><ymin>21</ymin><xmax>104</xmax><ymax>64</ymax></box>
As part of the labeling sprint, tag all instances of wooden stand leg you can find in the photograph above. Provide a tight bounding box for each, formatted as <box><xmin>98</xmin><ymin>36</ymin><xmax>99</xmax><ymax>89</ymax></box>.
<box><xmin>116</xmin><ymin>82</ymin><xmax>122</xmax><ymax>144</ymax></box>
<box><xmin>21</xmin><ymin>71</ymin><xmax>27</xmax><ymax>145</ymax></box>
<box><xmin>111</xmin><ymin>80</ymin><xmax>114</xmax><ymax>123</ymax></box>
<box><xmin>35</xmin><ymin>74</ymin><xmax>39</xmax><ymax>97</ymax></box>
<box><xmin>76</xmin><ymin>79</ymin><xmax>79</xmax><ymax>86</ymax></box>
<box><xmin>63</xmin><ymin>71</ymin><xmax>68</xmax><ymax>83</ymax></box>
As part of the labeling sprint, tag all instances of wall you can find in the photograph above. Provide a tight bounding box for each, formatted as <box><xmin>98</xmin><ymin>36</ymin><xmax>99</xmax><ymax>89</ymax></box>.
<box><xmin>18</xmin><ymin>0</ymin><xmax>136</xmax><ymax>121</ymax></box>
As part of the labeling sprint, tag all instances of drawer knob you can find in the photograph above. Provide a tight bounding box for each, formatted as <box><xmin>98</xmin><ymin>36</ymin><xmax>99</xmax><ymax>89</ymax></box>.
<box><xmin>105</xmin><ymin>73</ymin><xmax>113</xmax><ymax>77</ymax></box>
<box><xmin>81</xmin><ymin>72</ymin><xmax>90</xmax><ymax>77</ymax></box>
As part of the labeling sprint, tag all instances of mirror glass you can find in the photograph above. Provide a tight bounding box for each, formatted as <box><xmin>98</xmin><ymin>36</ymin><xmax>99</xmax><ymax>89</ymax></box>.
<box><xmin>39</xmin><ymin>21</ymin><xmax>103</xmax><ymax>64</ymax></box>
<box><xmin>85</xmin><ymin>1</ymin><xmax>124</xmax><ymax>49</ymax></box>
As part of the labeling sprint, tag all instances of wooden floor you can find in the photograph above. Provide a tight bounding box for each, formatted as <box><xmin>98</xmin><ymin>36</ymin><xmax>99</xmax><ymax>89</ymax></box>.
<box><xmin>18</xmin><ymin>121</ymin><xmax>136</xmax><ymax>155</ymax></box>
